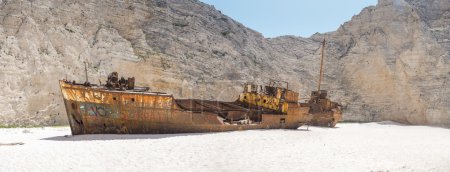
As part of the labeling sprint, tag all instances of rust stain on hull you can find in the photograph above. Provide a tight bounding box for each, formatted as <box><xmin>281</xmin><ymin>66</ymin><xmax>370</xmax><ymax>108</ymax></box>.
<box><xmin>60</xmin><ymin>78</ymin><xmax>311</xmax><ymax>135</ymax></box>
<box><xmin>301</xmin><ymin>90</ymin><xmax>343</xmax><ymax>127</ymax></box>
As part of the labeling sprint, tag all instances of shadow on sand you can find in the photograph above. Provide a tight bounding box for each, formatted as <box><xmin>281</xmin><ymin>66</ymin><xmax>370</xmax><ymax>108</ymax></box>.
<box><xmin>301</xmin><ymin>125</ymin><xmax>340</xmax><ymax>130</ymax></box>
<box><xmin>375</xmin><ymin>121</ymin><xmax>408</xmax><ymax>126</ymax></box>
<box><xmin>375</xmin><ymin>121</ymin><xmax>450</xmax><ymax>129</ymax></box>
<box><xmin>42</xmin><ymin>133</ymin><xmax>210</xmax><ymax>141</ymax></box>
<box><xmin>42</xmin><ymin>128</ymin><xmax>313</xmax><ymax>141</ymax></box>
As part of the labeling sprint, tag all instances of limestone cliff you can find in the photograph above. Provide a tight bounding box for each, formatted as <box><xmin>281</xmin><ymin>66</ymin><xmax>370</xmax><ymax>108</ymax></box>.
<box><xmin>271</xmin><ymin>0</ymin><xmax>450</xmax><ymax>126</ymax></box>
<box><xmin>0</xmin><ymin>0</ymin><xmax>448</xmax><ymax>126</ymax></box>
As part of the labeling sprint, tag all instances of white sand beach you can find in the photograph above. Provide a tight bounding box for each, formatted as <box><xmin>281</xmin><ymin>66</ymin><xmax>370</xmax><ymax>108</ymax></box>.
<box><xmin>1</xmin><ymin>122</ymin><xmax>449</xmax><ymax>172</ymax></box>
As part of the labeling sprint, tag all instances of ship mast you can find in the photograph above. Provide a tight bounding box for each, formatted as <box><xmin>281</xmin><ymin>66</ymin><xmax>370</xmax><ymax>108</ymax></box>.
<box><xmin>317</xmin><ymin>38</ymin><xmax>325</xmax><ymax>92</ymax></box>
<box><xmin>84</xmin><ymin>61</ymin><xmax>89</xmax><ymax>83</ymax></box>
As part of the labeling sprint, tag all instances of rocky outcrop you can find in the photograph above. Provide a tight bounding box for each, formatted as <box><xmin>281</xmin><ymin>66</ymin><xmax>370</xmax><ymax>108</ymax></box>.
<box><xmin>0</xmin><ymin>0</ymin><xmax>448</xmax><ymax>126</ymax></box>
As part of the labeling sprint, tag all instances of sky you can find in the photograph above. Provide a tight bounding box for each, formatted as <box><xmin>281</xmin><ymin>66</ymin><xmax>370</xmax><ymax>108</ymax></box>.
<box><xmin>199</xmin><ymin>0</ymin><xmax>378</xmax><ymax>38</ymax></box>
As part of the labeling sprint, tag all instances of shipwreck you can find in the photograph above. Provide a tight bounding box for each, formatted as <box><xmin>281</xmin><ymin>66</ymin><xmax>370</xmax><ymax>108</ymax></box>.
<box><xmin>301</xmin><ymin>38</ymin><xmax>342</xmax><ymax>127</ymax></box>
<box><xmin>60</xmin><ymin>73</ymin><xmax>312</xmax><ymax>135</ymax></box>
<box><xmin>60</xmin><ymin>38</ymin><xmax>341</xmax><ymax>135</ymax></box>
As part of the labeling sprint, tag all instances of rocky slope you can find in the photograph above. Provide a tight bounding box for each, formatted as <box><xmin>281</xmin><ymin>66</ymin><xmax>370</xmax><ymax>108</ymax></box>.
<box><xmin>0</xmin><ymin>0</ymin><xmax>448</xmax><ymax>126</ymax></box>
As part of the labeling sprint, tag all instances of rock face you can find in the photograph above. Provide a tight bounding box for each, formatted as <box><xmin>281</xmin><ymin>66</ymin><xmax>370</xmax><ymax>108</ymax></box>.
<box><xmin>272</xmin><ymin>0</ymin><xmax>450</xmax><ymax>126</ymax></box>
<box><xmin>0</xmin><ymin>0</ymin><xmax>448</xmax><ymax>126</ymax></box>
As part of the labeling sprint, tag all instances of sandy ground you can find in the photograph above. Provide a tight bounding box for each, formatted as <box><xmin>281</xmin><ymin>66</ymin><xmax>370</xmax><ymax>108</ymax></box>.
<box><xmin>0</xmin><ymin>122</ymin><xmax>449</xmax><ymax>172</ymax></box>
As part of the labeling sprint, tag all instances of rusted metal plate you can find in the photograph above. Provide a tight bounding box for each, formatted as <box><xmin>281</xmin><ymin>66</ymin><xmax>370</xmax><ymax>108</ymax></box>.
<box><xmin>285</xmin><ymin>90</ymin><xmax>299</xmax><ymax>103</ymax></box>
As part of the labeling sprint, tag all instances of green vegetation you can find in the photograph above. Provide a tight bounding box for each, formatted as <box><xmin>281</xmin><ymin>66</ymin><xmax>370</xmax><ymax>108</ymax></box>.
<box><xmin>65</xmin><ymin>28</ymin><xmax>75</xmax><ymax>33</ymax></box>
<box><xmin>0</xmin><ymin>124</ymin><xmax>69</xmax><ymax>128</ymax></box>
<box><xmin>172</xmin><ymin>22</ymin><xmax>189</xmax><ymax>27</ymax></box>
<box><xmin>38</xmin><ymin>47</ymin><xmax>49</xmax><ymax>55</ymax></box>
<box><xmin>340</xmin><ymin>120</ymin><xmax>369</xmax><ymax>123</ymax></box>
<box><xmin>0</xmin><ymin>125</ymin><xmax>20</xmax><ymax>128</ymax></box>
<box><xmin>221</xmin><ymin>30</ymin><xmax>232</xmax><ymax>37</ymax></box>
<box><xmin>0</xmin><ymin>124</ymin><xmax>38</xmax><ymax>128</ymax></box>
<box><xmin>219</xmin><ymin>17</ymin><xmax>228</xmax><ymax>22</ymax></box>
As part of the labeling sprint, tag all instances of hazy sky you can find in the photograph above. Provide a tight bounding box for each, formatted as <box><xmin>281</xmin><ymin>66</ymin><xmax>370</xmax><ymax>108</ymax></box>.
<box><xmin>199</xmin><ymin>0</ymin><xmax>377</xmax><ymax>38</ymax></box>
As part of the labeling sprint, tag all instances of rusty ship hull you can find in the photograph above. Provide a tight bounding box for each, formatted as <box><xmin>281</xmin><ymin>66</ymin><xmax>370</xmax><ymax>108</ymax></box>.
<box><xmin>300</xmin><ymin>90</ymin><xmax>342</xmax><ymax>128</ymax></box>
<box><xmin>309</xmin><ymin>111</ymin><xmax>342</xmax><ymax>127</ymax></box>
<box><xmin>60</xmin><ymin>80</ymin><xmax>311</xmax><ymax>135</ymax></box>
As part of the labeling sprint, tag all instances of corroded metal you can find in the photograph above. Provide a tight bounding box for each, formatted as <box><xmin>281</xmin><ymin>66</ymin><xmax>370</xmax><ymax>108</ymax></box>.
<box><xmin>59</xmin><ymin>75</ymin><xmax>311</xmax><ymax>135</ymax></box>
<box><xmin>301</xmin><ymin>90</ymin><xmax>342</xmax><ymax>127</ymax></box>
<box><xmin>301</xmin><ymin>38</ymin><xmax>342</xmax><ymax>127</ymax></box>
<box><xmin>317</xmin><ymin>38</ymin><xmax>325</xmax><ymax>92</ymax></box>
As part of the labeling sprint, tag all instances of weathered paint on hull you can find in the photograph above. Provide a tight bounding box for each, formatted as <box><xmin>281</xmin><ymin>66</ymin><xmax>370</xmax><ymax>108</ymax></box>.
<box><xmin>60</xmin><ymin>81</ymin><xmax>311</xmax><ymax>135</ymax></box>
<box><xmin>309</xmin><ymin>111</ymin><xmax>342</xmax><ymax>127</ymax></box>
